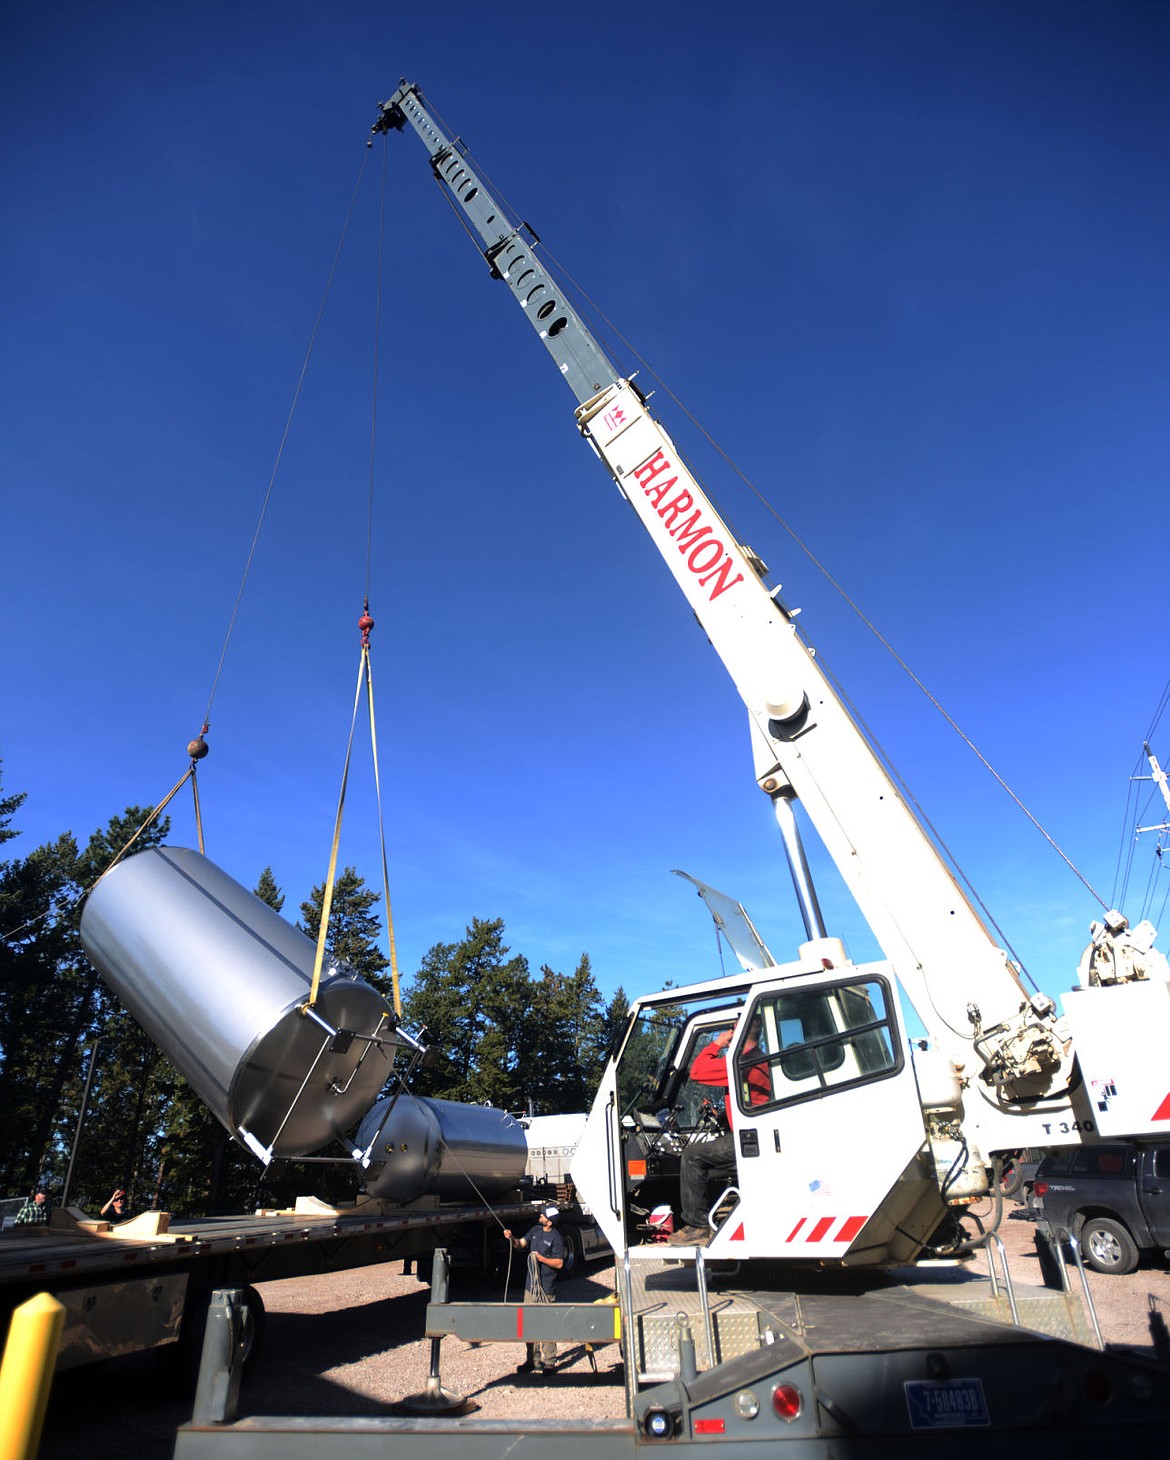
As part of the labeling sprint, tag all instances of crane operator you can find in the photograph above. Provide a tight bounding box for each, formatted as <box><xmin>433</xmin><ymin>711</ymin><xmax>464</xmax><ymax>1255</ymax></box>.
<box><xmin>668</xmin><ymin>1014</ymin><xmax>770</xmax><ymax>1245</ymax></box>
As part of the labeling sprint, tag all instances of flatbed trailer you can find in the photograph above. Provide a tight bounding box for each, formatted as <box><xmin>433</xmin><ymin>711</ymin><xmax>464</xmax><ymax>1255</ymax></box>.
<box><xmin>0</xmin><ymin>1195</ymin><xmax>543</xmax><ymax>1378</ymax></box>
<box><xmin>173</xmin><ymin>1239</ymin><xmax>1170</xmax><ymax>1457</ymax></box>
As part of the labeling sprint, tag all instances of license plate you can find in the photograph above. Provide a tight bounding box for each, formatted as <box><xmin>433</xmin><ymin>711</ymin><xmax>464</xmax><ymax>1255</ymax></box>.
<box><xmin>904</xmin><ymin>1377</ymin><xmax>989</xmax><ymax>1429</ymax></box>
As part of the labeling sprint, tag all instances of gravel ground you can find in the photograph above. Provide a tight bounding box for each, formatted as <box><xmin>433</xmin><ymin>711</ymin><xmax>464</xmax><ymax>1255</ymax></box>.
<box><xmin>37</xmin><ymin>1202</ymin><xmax>1170</xmax><ymax>1460</ymax></box>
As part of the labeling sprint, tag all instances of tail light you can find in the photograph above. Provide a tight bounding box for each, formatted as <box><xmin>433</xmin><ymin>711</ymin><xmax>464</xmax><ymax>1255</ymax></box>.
<box><xmin>1033</xmin><ymin>1179</ymin><xmax>1048</xmax><ymax>1197</ymax></box>
<box><xmin>773</xmin><ymin>1384</ymin><xmax>804</xmax><ymax>1421</ymax></box>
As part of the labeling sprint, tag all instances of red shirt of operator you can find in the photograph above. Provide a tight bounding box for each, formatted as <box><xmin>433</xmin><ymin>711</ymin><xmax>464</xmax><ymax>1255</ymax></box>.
<box><xmin>689</xmin><ymin>1021</ymin><xmax>771</xmax><ymax>1125</ymax></box>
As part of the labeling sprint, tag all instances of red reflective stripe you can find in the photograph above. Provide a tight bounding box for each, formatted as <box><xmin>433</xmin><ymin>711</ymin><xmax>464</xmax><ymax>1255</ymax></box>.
<box><xmin>1152</xmin><ymin>1093</ymin><xmax>1170</xmax><ymax>1121</ymax></box>
<box><xmin>807</xmin><ymin>1217</ymin><xmax>834</xmax><ymax>1242</ymax></box>
<box><xmin>729</xmin><ymin>1223</ymin><xmax>745</xmax><ymax>1242</ymax></box>
<box><xmin>836</xmin><ymin>1215</ymin><xmax>867</xmax><ymax>1243</ymax></box>
<box><xmin>785</xmin><ymin>1218</ymin><xmax>806</xmax><ymax>1243</ymax></box>
<box><xmin>516</xmin><ymin>1308</ymin><xmax>524</xmax><ymax>1339</ymax></box>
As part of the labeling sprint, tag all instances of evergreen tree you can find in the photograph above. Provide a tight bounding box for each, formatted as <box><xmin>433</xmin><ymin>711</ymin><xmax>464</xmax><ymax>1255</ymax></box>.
<box><xmin>600</xmin><ymin>986</ymin><xmax>631</xmax><ymax>1056</ymax></box>
<box><xmin>522</xmin><ymin>955</ymin><xmax>607</xmax><ymax>1113</ymax></box>
<box><xmin>298</xmin><ymin>866</ymin><xmax>391</xmax><ymax>995</ymax></box>
<box><xmin>402</xmin><ymin>918</ymin><xmax>531</xmax><ymax>1106</ymax></box>
<box><xmin>253</xmin><ymin>866</ymin><xmax>284</xmax><ymax>912</ymax></box>
<box><xmin>0</xmin><ymin>762</ymin><xmax>25</xmax><ymax>848</ymax></box>
<box><xmin>0</xmin><ymin>829</ymin><xmax>83</xmax><ymax>1191</ymax></box>
<box><xmin>0</xmin><ymin>798</ymin><xmax>169</xmax><ymax>1196</ymax></box>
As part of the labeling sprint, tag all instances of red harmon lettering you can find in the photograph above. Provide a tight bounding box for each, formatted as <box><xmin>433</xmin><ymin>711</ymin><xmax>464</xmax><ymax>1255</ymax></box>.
<box><xmin>632</xmin><ymin>451</ymin><xmax>745</xmax><ymax>602</ymax></box>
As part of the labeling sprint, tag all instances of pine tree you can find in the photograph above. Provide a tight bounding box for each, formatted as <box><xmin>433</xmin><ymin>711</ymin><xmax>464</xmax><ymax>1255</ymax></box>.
<box><xmin>0</xmin><ymin>829</ymin><xmax>83</xmax><ymax>1190</ymax></box>
<box><xmin>0</xmin><ymin>800</ymin><xmax>170</xmax><ymax>1195</ymax></box>
<box><xmin>298</xmin><ymin>866</ymin><xmax>391</xmax><ymax>996</ymax></box>
<box><xmin>600</xmin><ymin>986</ymin><xmax>631</xmax><ymax>1055</ymax></box>
<box><xmin>521</xmin><ymin>955</ymin><xmax>607</xmax><ymax>1113</ymax></box>
<box><xmin>253</xmin><ymin>866</ymin><xmax>284</xmax><ymax>912</ymax></box>
<box><xmin>0</xmin><ymin>761</ymin><xmax>26</xmax><ymax>848</ymax></box>
<box><xmin>402</xmin><ymin>918</ymin><xmax>531</xmax><ymax>1106</ymax></box>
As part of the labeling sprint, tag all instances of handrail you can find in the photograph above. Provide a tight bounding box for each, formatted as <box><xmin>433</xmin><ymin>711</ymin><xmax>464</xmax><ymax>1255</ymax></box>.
<box><xmin>618</xmin><ymin>1247</ymin><xmax>638</xmax><ymax>1415</ymax></box>
<box><xmin>983</xmin><ymin>1232</ymin><xmax>1020</xmax><ymax>1326</ymax></box>
<box><xmin>1045</xmin><ymin>1225</ymin><xmax>1105</xmax><ymax>1350</ymax></box>
<box><xmin>693</xmin><ymin>1248</ymin><xmax>717</xmax><ymax>1370</ymax></box>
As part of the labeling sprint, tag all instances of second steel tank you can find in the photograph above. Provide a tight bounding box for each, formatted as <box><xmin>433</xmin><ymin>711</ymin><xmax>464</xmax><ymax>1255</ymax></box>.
<box><xmin>357</xmin><ymin>1094</ymin><xmax>527</xmax><ymax>1202</ymax></box>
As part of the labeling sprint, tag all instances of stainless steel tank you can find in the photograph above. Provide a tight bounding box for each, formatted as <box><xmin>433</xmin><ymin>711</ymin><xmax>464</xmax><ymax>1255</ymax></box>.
<box><xmin>80</xmin><ymin>846</ymin><xmax>398</xmax><ymax>1158</ymax></box>
<box><xmin>357</xmin><ymin>1094</ymin><xmax>527</xmax><ymax>1202</ymax></box>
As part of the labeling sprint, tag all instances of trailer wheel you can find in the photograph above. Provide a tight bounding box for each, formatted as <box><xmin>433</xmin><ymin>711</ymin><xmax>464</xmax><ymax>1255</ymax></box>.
<box><xmin>173</xmin><ymin>1284</ymin><xmax>266</xmax><ymax>1393</ymax></box>
<box><xmin>1080</xmin><ymin>1216</ymin><xmax>1139</xmax><ymax>1276</ymax></box>
<box><xmin>562</xmin><ymin>1224</ymin><xmax>584</xmax><ymax>1280</ymax></box>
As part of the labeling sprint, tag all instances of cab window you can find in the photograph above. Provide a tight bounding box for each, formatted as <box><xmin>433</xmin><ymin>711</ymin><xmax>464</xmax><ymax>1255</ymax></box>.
<box><xmin>738</xmin><ymin>977</ymin><xmax>901</xmax><ymax>1111</ymax></box>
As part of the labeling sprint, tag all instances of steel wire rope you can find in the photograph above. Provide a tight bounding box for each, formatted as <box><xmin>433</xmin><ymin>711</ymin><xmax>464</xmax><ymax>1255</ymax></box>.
<box><xmin>534</xmin><ymin>238</ymin><xmax>1109</xmax><ymax>913</ymax></box>
<box><xmin>394</xmin><ymin>120</ymin><xmax>1108</xmax><ymax>920</ymax></box>
<box><xmin>373</xmin><ymin>1063</ymin><xmax>524</xmax><ymax>1298</ymax></box>
<box><xmin>197</xmin><ymin>146</ymin><xmax>373</xmax><ymax>746</ymax></box>
<box><xmin>428</xmin><ymin>1144</ymin><xmax>561</xmax><ymax>1308</ymax></box>
<box><xmin>40</xmin><ymin>151</ymin><xmax>378</xmax><ymax>991</ymax></box>
<box><xmin>1113</xmin><ymin>678</ymin><xmax>1170</xmax><ymax>916</ymax></box>
<box><xmin>1114</xmin><ymin>766</ymin><xmax>1145</xmax><ymax>913</ymax></box>
<box><xmin>813</xmin><ymin>660</ymin><xmax>1044</xmax><ymax>1018</ymax></box>
<box><xmin>359</xmin><ymin>136</ymin><xmax>404</xmax><ymax>1017</ymax></box>
<box><xmin>383</xmin><ymin>125</ymin><xmax>1114</xmax><ymax>996</ymax></box>
<box><xmin>364</xmin><ymin>1000</ymin><xmax>566</xmax><ymax>1274</ymax></box>
<box><xmin>0</xmin><ymin>768</ymin><xmax>199</xmax><ymax>945</ymax></box>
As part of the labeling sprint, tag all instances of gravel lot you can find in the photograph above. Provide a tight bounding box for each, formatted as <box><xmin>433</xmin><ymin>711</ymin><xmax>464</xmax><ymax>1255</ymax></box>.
<box><xmin>37</xmin><ymin>1203</ymin><xmax>1170</xmax><ymax>1460</ymax></box>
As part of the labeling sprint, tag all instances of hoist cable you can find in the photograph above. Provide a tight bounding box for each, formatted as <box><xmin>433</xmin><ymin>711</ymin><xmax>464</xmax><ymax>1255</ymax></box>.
<box><xmin>365</xmin><ymin>139</ymin><xmax>388</xmax><ymax>603</ymax></box>
<box><xmin>818</xmin><ymin>659</ymin><xmax>1040</xmax><ymax>1001</ymax></box>
<box><xmin>305</xmin><ymin>649</ymin><xmax>368</xmax><ymax>1010</ymax></box>
<box><xmin>358</xmin><ymin>144</ymin><xmax>402</xmax><ymax>1014</ymax></box>
<box><xmin>1113</xmin><ymin>679</ymin><xmax>1170</xmax><ymax>911</ymax></box>
<box><xmin>199</xmin><ymin>147</ymin><xmax>373</xmax><ymax>741</ymax></box>
<box><xmin>537</xmin><ymin>239</ymin><xmax>1107</xmax><ymax>910</ymax></box>
<box><xmin>395</xmin><ymin>124</ymin><xmax>1112</xmax><ymax>915</ymax></box>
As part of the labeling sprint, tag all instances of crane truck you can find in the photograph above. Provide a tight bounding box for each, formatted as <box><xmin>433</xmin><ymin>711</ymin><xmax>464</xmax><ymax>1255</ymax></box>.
<box><xmin>170</xmin><ymin>80</ymin><xmax>1170</xmax><ymax>1451</ymax></box>
<box><xmin>362</xmin><ymin>80</ymin><xmax>1170</xmax><ymax>1264</ymax></box>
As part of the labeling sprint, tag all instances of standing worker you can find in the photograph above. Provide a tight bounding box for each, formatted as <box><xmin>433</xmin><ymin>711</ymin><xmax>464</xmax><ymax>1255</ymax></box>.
<box><xmin>14</xmin><ymin>1189</ymin><xmax>51</xmax><ymax>1226</ymax></box>
<box><xmin>503</xmin><ymin>1204</ymin><xmax>566</xmax><ymax>1375</ymax></box>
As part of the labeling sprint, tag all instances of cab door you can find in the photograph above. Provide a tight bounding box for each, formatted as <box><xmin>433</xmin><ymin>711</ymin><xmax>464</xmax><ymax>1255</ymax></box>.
<box><xmin>706</xmin><ymin>962</ymin><xmax>936</xmax><ymax>1264</ymax></box>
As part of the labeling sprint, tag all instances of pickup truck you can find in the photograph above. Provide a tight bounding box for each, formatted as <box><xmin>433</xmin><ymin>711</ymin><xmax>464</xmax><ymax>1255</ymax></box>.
<box><xmin>1032</xmin><ymin>1141</ymin><xmax>1170</xmax><ymax>1274</ymax></box>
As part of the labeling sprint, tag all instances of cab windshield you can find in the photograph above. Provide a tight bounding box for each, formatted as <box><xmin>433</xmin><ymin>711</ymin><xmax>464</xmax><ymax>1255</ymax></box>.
<box><xmin>616</xmin><ymin>996</ymin><xmax>743</xmax><ymax>1117</ymax></box>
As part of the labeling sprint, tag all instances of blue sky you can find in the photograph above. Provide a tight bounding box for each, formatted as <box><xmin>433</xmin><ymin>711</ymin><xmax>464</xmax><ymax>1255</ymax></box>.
<box><xmin>3</xmin><ymin>1</ymin><xmax>1168</xmax><ymax>1019</ymax></box>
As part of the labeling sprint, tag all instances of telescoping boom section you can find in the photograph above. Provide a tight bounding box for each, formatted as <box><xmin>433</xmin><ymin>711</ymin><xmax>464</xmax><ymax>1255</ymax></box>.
<box><xmin>374</xmin><ymin>81</ymin><xmax>1170</xmax><ymax>1267</ymax></box>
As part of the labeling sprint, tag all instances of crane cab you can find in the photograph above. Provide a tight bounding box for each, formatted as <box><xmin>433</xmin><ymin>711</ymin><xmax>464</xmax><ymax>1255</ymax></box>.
<box><xmin>571</xmin><ymin>956</ymin><xmax>954</xmax><ymax>1267</ymax></box>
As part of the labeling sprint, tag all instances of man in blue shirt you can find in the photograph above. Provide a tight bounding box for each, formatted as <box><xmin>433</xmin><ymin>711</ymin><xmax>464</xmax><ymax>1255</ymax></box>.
<box><xmin>503</xmin><ymin>1204</ymin><xmax>567</xmax><ymax>1374</ymax></box>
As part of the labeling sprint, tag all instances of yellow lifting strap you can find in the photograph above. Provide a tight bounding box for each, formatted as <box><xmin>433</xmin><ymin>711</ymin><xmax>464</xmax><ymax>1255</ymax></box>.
<box><xmin>92</xmin><ymin>760</ymin><xmax>199</xmax><ymax>893</ymax></box>
<box><xmin>364</xmin><ymin>648</ymin><xmax>403</xmax><ymax>1015</ymax></box>
<box><xmin>305</xmin><ymin>614</ymin><xmax>401</xmax><ymax>1015</ymax></box>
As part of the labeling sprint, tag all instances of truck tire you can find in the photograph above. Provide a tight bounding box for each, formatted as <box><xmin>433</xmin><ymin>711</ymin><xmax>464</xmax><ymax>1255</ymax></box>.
<box><xmin>562</xmin><ymin>1224</ymin><xmax>584</xmax><ymax>1279</ymax></box>
<box><xmin>1080</xmin><ymin>1216</ymin><xmax>1140</xmax><ymax>1276</ymax></box>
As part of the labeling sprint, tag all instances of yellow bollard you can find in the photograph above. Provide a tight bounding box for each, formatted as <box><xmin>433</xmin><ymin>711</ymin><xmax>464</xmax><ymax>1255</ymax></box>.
<box><xmin>0</xmin><ymin>1292</ymin><xmax>65</xmax><ymax>1460</ymax></box>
